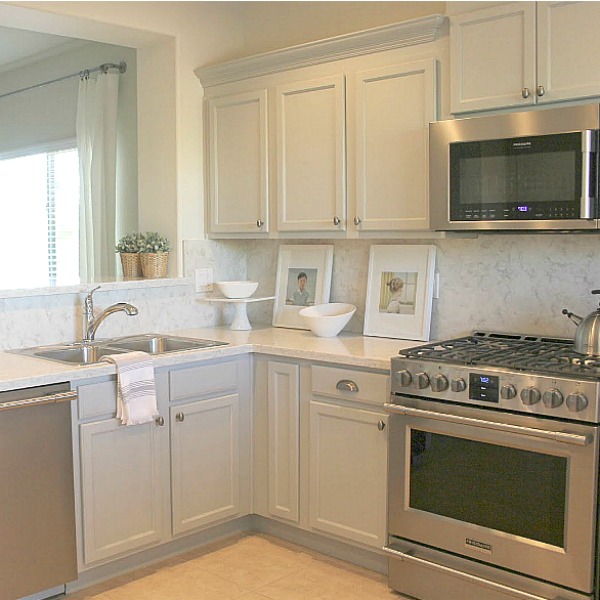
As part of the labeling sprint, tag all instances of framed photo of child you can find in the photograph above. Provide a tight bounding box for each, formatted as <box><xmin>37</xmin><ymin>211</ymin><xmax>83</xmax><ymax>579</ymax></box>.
<box><xmin>273</xmin><ymin>245</ymin><xmax>334</xmax><ymax>329</ymax></box>
<box><xmin>363</xmin><ymin>245</ymin><xmax>436</xmax><ymax>340</ymax></box>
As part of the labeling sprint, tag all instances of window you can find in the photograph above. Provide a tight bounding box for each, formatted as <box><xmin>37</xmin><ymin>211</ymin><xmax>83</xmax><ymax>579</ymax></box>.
<box><xmin>0</xmin><ymin>142</ymin><xmax>80</xmax><ymax>289</ymax></box>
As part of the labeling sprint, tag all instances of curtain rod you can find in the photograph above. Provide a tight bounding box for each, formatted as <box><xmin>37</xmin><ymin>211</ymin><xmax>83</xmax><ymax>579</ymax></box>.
<box><xmin>0</xmin><ymin>60</ymin><xmax>127</xmax><ymax>101</ymax></box>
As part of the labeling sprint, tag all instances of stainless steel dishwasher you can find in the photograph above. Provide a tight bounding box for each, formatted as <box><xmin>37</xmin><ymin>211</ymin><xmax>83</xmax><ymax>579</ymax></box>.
<box><xmin>0</xmin><ymin>383</ymin><xmax>78</xmax><ymax>600</ymax></box>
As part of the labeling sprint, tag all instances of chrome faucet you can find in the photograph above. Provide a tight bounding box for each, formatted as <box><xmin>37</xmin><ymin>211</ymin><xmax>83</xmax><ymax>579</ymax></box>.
<box><xmin>83</xmin><ymin>286</ymin><xmax>139</xmax><ymax>342</ymax></box>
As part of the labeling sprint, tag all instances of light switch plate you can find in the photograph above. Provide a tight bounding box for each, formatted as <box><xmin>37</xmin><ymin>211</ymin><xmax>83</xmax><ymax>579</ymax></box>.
<box><xmin>195</xmin><ymin>268</ymin><xmax>213</xmax><ymax>293</ymax></box>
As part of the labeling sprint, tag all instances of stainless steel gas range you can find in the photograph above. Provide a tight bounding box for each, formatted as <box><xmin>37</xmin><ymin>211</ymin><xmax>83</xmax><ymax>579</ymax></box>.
<box><xmin>384</xmin><ymin>332</ymin><xmax>600</xmax><ymax>600</ymax></box>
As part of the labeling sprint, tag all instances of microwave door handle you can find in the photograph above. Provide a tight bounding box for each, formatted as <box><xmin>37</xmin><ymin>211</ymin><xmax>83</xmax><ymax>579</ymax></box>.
<box><xmin>383</xmin><ymin>403</ymin><xmax>591</xmax><ymax>446</ymax></box>
<box><xmin>581</xmin><ymin>130</ymin><xmax>595</xmax><ymax>219</ymax></box>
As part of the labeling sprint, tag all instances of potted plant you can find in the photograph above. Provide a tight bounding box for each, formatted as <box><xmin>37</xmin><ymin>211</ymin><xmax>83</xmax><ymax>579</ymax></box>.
<box><xmin>139</xmin><ymin>231</ymin><xmax>171</xmax><ymax>278</ymax></box>
<box><xmin>115</xmin><ymin>232</ymin><xmax>144</xmax><ymax>279</ymax></box>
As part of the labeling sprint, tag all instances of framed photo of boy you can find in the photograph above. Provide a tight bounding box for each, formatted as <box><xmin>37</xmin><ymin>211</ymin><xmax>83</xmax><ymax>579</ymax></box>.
<box><xmin>273</xmin><ymin>245</ymin><xmax>334</xmax><ymax>329</ymax></box>
<box><xmin>363</xmin><ymin>245</ymin><xmax>436</xmax><ymax>341</ymax></box>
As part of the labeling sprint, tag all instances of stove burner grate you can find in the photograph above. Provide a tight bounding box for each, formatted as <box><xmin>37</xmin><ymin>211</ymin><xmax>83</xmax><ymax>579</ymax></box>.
<box><xmin>400</xmin><ymin>332</ymin><xmax>600</xmax><ymax>380</ymax></box>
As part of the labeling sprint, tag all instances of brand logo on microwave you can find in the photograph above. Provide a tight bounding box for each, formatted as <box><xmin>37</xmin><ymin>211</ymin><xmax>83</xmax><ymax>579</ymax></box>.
<box><xmin>512</xmin><ymin>141</ymin><xmax>532</xmax><ymax>148</ymax></box>
<box><xmin>465</xmin><ymin>538</ymin><xmax>492</xmax><ymax>554</ymax></box>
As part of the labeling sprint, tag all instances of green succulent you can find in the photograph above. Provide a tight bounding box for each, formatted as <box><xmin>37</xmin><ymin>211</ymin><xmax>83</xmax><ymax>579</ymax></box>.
<box><xmin>139</xmin><ymin>231</ymin><xmax>171</xmax><ymax>253</ymax></box>
<box><xmin>115</xmin><ymin>232</ymin><xmax>145</xmax><ymax>253</ymax></box>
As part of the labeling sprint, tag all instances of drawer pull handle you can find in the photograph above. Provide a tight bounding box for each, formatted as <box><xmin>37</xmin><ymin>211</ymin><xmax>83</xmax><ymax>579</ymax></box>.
<box><xmin>155</xmin><ymin>416</ymin><xmax>165</xmax><ymax>427</ymax></box>
<box><xmin>377</xmin><ymin>420</ymin><xmax>386</xmax><ymax>431</ymax></box>
<box><xmin>176</xmin><ymin>412</ymin><xmax>185</xmax><ymax>422</ymax></box>
<box><xmin>336</xmin><ymin>379</ymin><xmax>359</xmax><ymax>393</ymax></box>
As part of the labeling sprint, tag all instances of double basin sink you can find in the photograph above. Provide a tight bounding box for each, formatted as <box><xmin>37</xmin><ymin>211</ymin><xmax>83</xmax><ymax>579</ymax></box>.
<box><xmin>15</xmin><ymin>334</ymin><xmax>228</xmax><ymax>365</ymax></box>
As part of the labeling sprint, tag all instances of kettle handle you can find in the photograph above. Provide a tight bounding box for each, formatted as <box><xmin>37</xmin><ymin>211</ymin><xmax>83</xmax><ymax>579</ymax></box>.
<box><xmin>562</xmin><ymin>308</ymin><xmax>583</xmax><ymax>326</ymax></box>
<box><xmin>592</xmin><ymin>290</ymin><xmax>600</xmax><ymax>295</ymax></box>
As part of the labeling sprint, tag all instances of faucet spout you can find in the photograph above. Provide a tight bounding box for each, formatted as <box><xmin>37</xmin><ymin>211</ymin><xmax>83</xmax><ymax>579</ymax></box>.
<box><xmin>83</xmin><ymin>288</ymin><xmax>138</xmax><ymax>342</ymax></box>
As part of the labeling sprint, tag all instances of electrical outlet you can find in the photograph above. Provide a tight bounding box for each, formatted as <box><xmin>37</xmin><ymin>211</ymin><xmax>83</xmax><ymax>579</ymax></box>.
<box><xmin>433</xmin><ymin>271</ymin><xmax>440</xmax><ymax>299</ymax></box>
<box><xmin>195</xmin><ymin>268</ymin><xmax>213</xmax><ymax>293</ymax></box>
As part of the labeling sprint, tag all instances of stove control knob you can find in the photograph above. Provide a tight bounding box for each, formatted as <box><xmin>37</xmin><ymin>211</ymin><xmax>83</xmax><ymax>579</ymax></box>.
<box><xmin>520</xmin><ymin>387</ymin><xmax>541</xmax><ymax>406</ymax></box>
<box><xmin>430</xmin><ymin>374</ymin><xmax>449</xmax><ymax>392</ymax></box>
<box><xmin>566</xmin><ymin>392</ymin><xmax>588</xmax><ymax>413</ymax></box>
<box><xmin>396</xmin><ymin>369</ymin><xmax>413</xmax><ymax>387</ymax></box>
<box><xmin>542</xmin><ymin>389</ymin><xmax>564</xmax><ymax>409</ymax></box>
<box><xmin>500</xmin><ymin>384</ymin><xmax>517</xmax><ymax>400</ymax></box>
<box><xmin>416</xmin><ymin>372</ymin><xmax>430</xmax><ymax>389</ymax></box>
<box><xmin>451</xmin><ymin>378</ymin><xmax>467</xmax><ymax>393</ymax></box>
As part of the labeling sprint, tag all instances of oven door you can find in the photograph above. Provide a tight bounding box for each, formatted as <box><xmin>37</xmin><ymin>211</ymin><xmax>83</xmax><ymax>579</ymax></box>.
<box><xmin>385</xmin><ymin>398</ymin><xmax>599</xmax><ymax>594</ymax></box>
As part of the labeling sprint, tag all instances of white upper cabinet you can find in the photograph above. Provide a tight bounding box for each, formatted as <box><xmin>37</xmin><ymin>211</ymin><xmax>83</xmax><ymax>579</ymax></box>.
<box><xmin>451</xmin><ymin>2</ymin><xmax>536</xmax><ymax>113</ymax></box>
<box><xmin>197</xmin><ymin>16</ymin><xmax>447</xmax><ymax>237</ymax></box>
<box><xmin>451</xmin><ymin>1</ymin><xmax>600</xmax><ymax>114</ymax></box>
<box><xmin>207</xmin><ymin>90</ymin><xmax>269</xmax><ymax>233</ymax></box>
<box><xmin>537</xmin><ymin>1</ymin><xmax>600</xmax><ymax>104</ymax></box>
<box><xmin>276</xmin><ymin>75</ymin><xmax>346</xmax><ymax>232</ymax></box>
<box><xmin>351</xmin><ymin>59</ymin><xmax>436</xmax><ymax>231</ymax></box>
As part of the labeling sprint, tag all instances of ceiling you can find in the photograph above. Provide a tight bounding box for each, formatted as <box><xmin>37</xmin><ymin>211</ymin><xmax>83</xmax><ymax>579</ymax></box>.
<box><xmin>0</xmin><ymin>26</ymin><xmax>73</xmax><ymax>68</ymax></box>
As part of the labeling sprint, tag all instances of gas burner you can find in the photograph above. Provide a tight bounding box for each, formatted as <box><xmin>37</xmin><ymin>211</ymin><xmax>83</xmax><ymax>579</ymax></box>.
<box><xmin>399</xmin><ymin>332</ymin><xmax>600</xmax><ymax>381</ymax></box>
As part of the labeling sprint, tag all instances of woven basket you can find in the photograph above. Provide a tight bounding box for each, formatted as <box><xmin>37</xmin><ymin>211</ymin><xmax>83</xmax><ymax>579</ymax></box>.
<box><xmin>140</xmin><ymin>252</ymin><xmax>169</xmax><ymax>279</ymax></box>
<box><xmin>119</xmin><ymin>253</ymin><xmax>142</xmax><ymax>279</ymax></box>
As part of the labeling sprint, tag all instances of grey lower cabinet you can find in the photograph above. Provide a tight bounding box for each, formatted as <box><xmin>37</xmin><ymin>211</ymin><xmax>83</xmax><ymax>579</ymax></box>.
<box><xmin>75</xmin><ymin>356</ymin><xmax>251</xmax><ymax>568</ymax></box>
<box><xmin>170</xmin><ymin>393</ymin><xmax>241</xmax><ymax>535</ymax></box>
<box><xmin>79</xmin><ymin>415</ymin><xmax>165</xmax><ymax>564</ymax></box>
<box><xmin>255</xmin><ymin>358</ymin><xmax>389</xmax><ymax>551</ymax></box>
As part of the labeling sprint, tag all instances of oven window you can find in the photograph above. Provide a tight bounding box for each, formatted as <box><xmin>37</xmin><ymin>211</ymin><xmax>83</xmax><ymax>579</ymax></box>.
<box><xmin>409</xmin><ymin>430</ymin><xmax>567</xmax><ymax>547</ymax></box>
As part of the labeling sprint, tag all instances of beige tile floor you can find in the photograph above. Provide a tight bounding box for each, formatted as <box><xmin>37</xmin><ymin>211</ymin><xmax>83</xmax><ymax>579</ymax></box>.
<box><xmin>65</xmin><ymin>534</ymin><xmax>405</xmax><ymax>600</ymax></box>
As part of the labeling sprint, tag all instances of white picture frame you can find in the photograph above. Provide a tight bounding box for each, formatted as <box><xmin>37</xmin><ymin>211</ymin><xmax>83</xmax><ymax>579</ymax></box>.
<box><xmin>363</xmin><ymin>245</ymin><xmax>436</xmax><ymax>341</ymax></box>
<box><xmin>272</xmin><ymin>245</ymin><xmax>334</xmax><ymax>329</ymax></box>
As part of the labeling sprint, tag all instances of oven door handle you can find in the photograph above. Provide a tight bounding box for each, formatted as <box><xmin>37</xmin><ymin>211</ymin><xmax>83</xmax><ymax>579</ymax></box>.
<box><xmin>383</xmin><ymin>403</ymin><xmax>592</xmax><ymax>446</ymax></box>
<box><xmin>383</xmin><ymin>546</ymin><xmax>556</xmax><ymax>600</ymax></box>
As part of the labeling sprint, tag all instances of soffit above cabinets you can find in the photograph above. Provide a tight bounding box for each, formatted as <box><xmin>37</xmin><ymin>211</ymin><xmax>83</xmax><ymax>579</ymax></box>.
<box><xmin>195</xmin><ymin>14</ymin><xmax>447</xmax><ymax>88</ymax></box>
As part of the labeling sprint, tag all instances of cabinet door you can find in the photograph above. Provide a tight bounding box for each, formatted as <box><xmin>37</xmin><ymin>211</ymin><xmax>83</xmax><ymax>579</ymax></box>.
<box><xmin>450</xmin><ymin>2</ymin><xmax>536</xmax><ymax>113</ymax></box>
<box><xmin>207</xmin><ymin>90</ymin><xmax>269</xmax><ymax>233</ymax></box>
<box><xmin>171</xmin><ymin>394</ymin><xmax>240</xmax><ymax>535</ymax></box>
<box><xmin>537</xmin><ymin>1</ymin><xmax>600</xmax><ymax>104</ymax></box>
<box><xmin>80</xmin><ymin>418</ymin><xmax>164</xmax><ymax>564</ymax></box>
<box><xmin>353</xmin><ymin>59</ymin><xmax>436</xmax><ymax>231</ymax></box>
<box><xmin>276</xmin><ymin>75</ymin><xmax>346</xmax><ymax>231</ymax></box>
<box><xmin>267</xmin><ymin>361</ymin><xmax>300</xmax><ymax>523</ymax></box>
<box><xmin>309</xmin><ymin>400</ymin><xmax>388</xmax><ymax>548</ymax></box>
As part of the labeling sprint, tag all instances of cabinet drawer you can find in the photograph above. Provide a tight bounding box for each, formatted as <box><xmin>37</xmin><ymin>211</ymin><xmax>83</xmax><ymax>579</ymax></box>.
<box><xmin>78</xmin><ymin>380</ymin><xmax>118</xmax><ymax>420</ymax></box>
<box><xmin>311</xmin><ymin>365</ymin><xmax>389</xmax><ymax>406</ymax></box>
<box><xmin>170</xmin><ymin>360</ymin><xmax>239</xmax><ymax>402</ymax></box>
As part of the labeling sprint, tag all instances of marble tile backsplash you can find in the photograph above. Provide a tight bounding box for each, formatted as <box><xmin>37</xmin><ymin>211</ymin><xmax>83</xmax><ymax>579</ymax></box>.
<box><xmin>205</xmin><ymin>234</ymin><xmax>600</xmax><ymax>341</ymax></box>
<box><xmin>1</xmin><ymin>234</ymin><xmax>599</xmax><ymax>350</ymax></box>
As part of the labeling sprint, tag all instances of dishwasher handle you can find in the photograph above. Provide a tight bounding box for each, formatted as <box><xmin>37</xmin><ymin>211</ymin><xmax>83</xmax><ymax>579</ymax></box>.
<box><xmin>0</xmin><ymin>390</ymin><xmax>77</xmax><ymax>412</ymax></box>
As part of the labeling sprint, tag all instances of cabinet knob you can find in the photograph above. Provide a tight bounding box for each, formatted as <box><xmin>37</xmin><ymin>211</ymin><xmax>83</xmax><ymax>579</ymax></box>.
<box><xmin>377</xmin><ymin>420</ymin><xmax>386</xmax><ymax>431</ymax></box>
<box><xmin>155</xmin><ymin>416</ymin><xmax>165</xmax><ymax>427</ymax></box>
<box><xmin>176</xmin><ymin>412</ymin><xmax>185</xmax><ymax>422</ymax></box>
<box><xmin>333</xmin><ymin>216</ymin><xmax>340</xmax><ymax>226</ymax></box>
<box><xmin>522</xmin><ymin>87</ymin><xmax>530</xmax><ymax>99</ymax></box>
<box><xmin>256</xmin><ymin>219</ymin><xmax>264</xmax><ymax>228</ymax></box>
<box><xmin>536</xmin><ymin>85</ymin><xmax>546</xmax><ymax>97</ymax></box>
<box><xmin>353</xmin><ymin>216</ymin><xmax>362</xmax><ymax>226</ymax></box>
<box><xmin>336</xmin><ymin>379</ymin><xmax>359</xmax><ymax>393</ymax></box>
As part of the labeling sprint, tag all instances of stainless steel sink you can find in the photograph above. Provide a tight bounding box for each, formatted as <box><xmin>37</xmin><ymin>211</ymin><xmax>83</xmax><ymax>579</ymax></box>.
<box><xmin>32</xmin><ymin>343</ymin><xmax>129</xmax><ymax>365</ymax></box>
<box><xmin>12</xmin><ymin>334</ymin><xmax>228</xmax><ymax>365</ymax></box>
<box><xmin>104</xmin><ymin>334</ymin><xmax>227</xmax><ymax>354</ymax></box>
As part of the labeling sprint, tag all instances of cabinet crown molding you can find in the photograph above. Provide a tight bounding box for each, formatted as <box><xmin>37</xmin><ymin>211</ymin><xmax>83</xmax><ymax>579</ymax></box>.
<box><xmin>195</xmin><ymin>14</ymin><xmax>447</xmax><ymax>88</ymax></box>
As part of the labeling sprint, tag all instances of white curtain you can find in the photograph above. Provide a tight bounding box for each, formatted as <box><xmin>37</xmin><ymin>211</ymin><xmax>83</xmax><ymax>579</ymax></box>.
<box><xmin>76</xmin><ymin>72</ymin><xmax>119</xmax><ymax>282</ymax></box>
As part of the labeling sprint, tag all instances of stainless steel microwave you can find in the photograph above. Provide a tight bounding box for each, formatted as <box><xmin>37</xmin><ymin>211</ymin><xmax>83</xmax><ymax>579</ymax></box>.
<box><xmin>429</xmin><ymin>103</ymin><xmax>600</xmax><ymax>231</ymax></box>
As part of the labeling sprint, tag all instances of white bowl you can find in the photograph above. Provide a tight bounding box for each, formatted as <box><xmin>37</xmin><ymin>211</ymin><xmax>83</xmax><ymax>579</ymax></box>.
<box><xmin>216</xmin><ymin>281</ymin><xmax>259</xmax><ymax>299</ymax></box>
<box><xmin>299</xmin><ymin>303</ymin><xmax>356</xmax><ymax>338</ymax></box>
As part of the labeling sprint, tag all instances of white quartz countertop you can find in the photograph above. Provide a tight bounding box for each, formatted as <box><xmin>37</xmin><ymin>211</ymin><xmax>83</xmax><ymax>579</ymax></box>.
<box><xmin>0</xmin><ymin>326</ymin><xmax>423</xmax><ymax>392</ymax></box>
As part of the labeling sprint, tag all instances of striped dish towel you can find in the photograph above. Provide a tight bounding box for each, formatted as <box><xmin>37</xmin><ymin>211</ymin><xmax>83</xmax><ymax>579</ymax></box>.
<box><xmin>100</xmin><ymin>351</ymin><xmax>159</xmax><ymax>426</ymax></box>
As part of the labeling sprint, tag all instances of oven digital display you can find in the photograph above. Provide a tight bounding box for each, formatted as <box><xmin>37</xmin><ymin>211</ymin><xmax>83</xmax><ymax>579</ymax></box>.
<box><xmin>469</xmin><ymin>373</ymin><xmax>500</xmax><ymax>403</ymax></box>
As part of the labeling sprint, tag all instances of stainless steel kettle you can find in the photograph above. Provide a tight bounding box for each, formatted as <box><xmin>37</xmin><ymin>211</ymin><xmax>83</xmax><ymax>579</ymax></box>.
<box><xmin>563</xmin><ymin>290</ymin><xmax>600</xmax><ymax>356</ymax></box>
